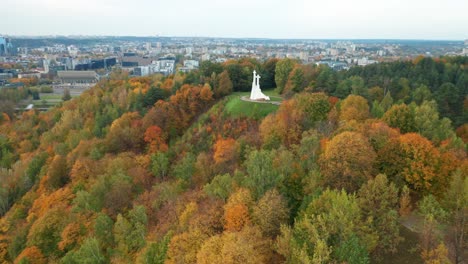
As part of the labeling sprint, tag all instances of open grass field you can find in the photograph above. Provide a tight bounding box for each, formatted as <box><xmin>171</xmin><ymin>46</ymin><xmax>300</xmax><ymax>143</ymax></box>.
<box><xmin>39</xmin><ymin>93</ymin><xmax>62</xmax><ymax>100</ymax></box>
<box><xmin>224</xmin><ymin>89</ymin><xmax>282</xmax><ymax>119</ymax></box>
<box><xmin>32</xmin><ymin>99</ymin><xmax>61</xmax><ymax>107</ymax></box>
<box><xmin>28</xmin><ymin>93</ymin><xmax>79</xmax><ymax>109</ymax></box>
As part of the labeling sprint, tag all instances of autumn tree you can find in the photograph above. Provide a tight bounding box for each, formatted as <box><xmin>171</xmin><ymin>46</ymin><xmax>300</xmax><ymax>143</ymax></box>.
<box><xmin>47</xmin><ymin>155</ymin><xmax>69</xmax><ymax>189</ymax></box>
<box><xmin>295</xmin><ymin>129</ymin><xmax>321</xmax><ymax>174</ymax></box>
<box><xmin>213</xmin><ymin>137</ymin><xmax>239</xmax><ymax>171</ymax></box>
<box><xmin>349</xmin><ymin>76</ymin><xmax>368</xmax><ymax>98</ymax></box>
<box><xmin>197</xmin><ymin>226</ymin><xmax>272</xmax><ymax>264</ymax></box>
<box><xmin>442</xmin><ymin>170</ymin><xmax>467</xmax><ymax>264</ymax></box>
<box><xmin>8</xmin><ymin>225</ymin><xmax>29</xmax><ymax>261</ymax></box>
<box><xmin>62</xmin><ymin>237</ymin><xmax>106</xmax><ymax>264</ymax></box>
<box><xmin>14</xmin><ymin>246</ymin><xmax>46</xmax><ymax>264</ymax></box>
<box><xmin>368</xmin><ymin>86</ymin><xmax>384</xmax><ymax>102</ymax></box>
<box><xmin>137</xmin><ymin>234</ymin><xmax>171</xmax><ymax>264</ymax></box>
<box><xmin>294</xmin><ymin>92</ymin><xmax>331</xmax><ymax>129</ymax></box>
<box><xmin>339</xmin><ymin>95</ymin><xmax>370</xmax><ymax>122</ymax></box>
<box><xmin>399</xmin><ymin>185</ymin><xmax>412</xmax><ymax>216</ymax></box>
<box><xmin>252</xmin><ymin>189</ymin><xmax>289</xmax><ymax>237</ymax></box>
<box><xmin>380</xmin><ymin>92</ymin><xmax>394</xmax><ymax>112</ymax></box>
<box><xmin>258</xmin><ymin>112</ymin><xmax>290</xmax><ymax>149</ymax></box>
<box><xmin>224</xmin><ymin>63</ymin><xmax>251</xmax><ymax>92</ymax></box>
<box><xmin>199</xmin><ymin>61</ymin><xmax>223</xmax><ymax>77</ymax></box>
<box><xmin>375</xmin><ymin>137</ymin><xmax>407</xmax><ymax>187</ymax></box>
<box><xmin>277</xmin><ymin>189</ymin><xmax>374</xmax><ymax>263</ymax></box>
<box><xmin>144</xmin><ymin>125</ymin><xmax>168</xmax><ymax>153</ymax></box>
<box><xmin>417</xmin><ymin>195</ymin><xmax>449</xmax><ymax>264</ymax></box>
<box><xmin>371</xmin><ymin>100</ymin><xmax>385</xmax><ymax>118</ymax></box>
<box><xmin>214</xmin><ymin>70</ymin><xmax>233</xmax><ymax>98</ymax></box>
<box><xmin>166</xmin><ymin>228</ymin><xmax>208</xmax><ymax>264</ymax></box>
<box><xmin>275</xmin><ymin>58</ymin><xmax>296</xmax><ymax>94</ymax></box>
<box><xmin>151</xmin><ymin>152</ymin><xmax>169</xmax><ymax>179</ymax></box>
<box><xmin>365</xmin><ymin>121</ymin><xmax>400</xmax><ymax>152</ymax></box>
<box><xmin>27</xmin><ymin>208</ymin><xmax>67</xmax><ymax>257</ymax></box>
<box><xmin>319</xmin><ymin>131</ymin><xmax>376</xmax><ymax>192</ymax></box>
<box><xmin>358</xmin><ymin>174</ymin><xmax>401</xmax><ymax>255</ymax></box>
<box><xmin>258</xmin><ymin>92</ymin><xmax>329</xmax><ymax>148</ymax></box>
<box><xmin>94</xmin><ymin>212</ymin><xmax>114</xmax><ymax>250</ymax></box>
<box><xmin>113</xmin><ymin>205</ymin><xmax>147</xmax><ymax>255</ymax></box>
<box><xmin>334</xmin><ymin>234</ymin><xmax>370</xmax><ymax>264</ymax></box>
<box><xmin>335</xmin><ymin>75</ymin><xmax>369</xmax><ymax>98</ymax></box>
<box><xmin>173</xmin><ymin>152</ymin><xmax>196</xmax><ymax>185</ymax></box>
<box><xmin>69</xmin><ymin>158</ymin><xmax>95</xmax><ymax>184</ymax></box>
<box><xmin>105</xmin><ymin>112</ymin><xmax>145</xmax><ymax>153</ymax></box>
<box><xmin>244</xmin><ymin>149</ymin><xmax>283</xmax><ymax>199</ymax></box>
<box><xmin>399</xmin><ymin>133</ymin><xmax>445</xmax><ymax>194</ymax></box>
<box><xmin>455</xmin><ymin>124</ymin><xmax>468</xmax><ymax>143</ymax></box>
<box><xmin>412</xmin><ymin>84</ymin><xmax>432</xmax><ymax>105</ymax></box>
<box><xmin>394</xmin><ymin>77</ymin><xmax>411</xmax><ymax>103</ymax></box>
<box><xmin>25</xmin><ymin>152</ymin><xmax>48</xmax><ymax>184</ymax></box>
<box><xmin>259</xmin><ymin>99</ymin><xmax>302</xmax><ymax>148</ymax></box>
<box><xmin>315</xmin><ymin>65</ymin><xmax>337</xmax><ymax>94</ymax></box>
<box><xmin>284</xmin><ymin>66</ymin><xmax>305</xmax><ymax>93</ymax></box>
<box><xmin>262</xmin><ymin>58</ymin><xmax>278</xmax><ymax>88</ymax></box>
<box><xmin>383</xmin><ymin>104</ymin><xmax>415</xmax><ymax>134</ymax></box>
<box><xmin>193</xmin><ymin>152</ymin><xmax>215</xmax><ymax>186</ymax></box>
<box><xmin>143</xmin><ymin>86</ymin><xmax>166</xmax><ymax>107</ymax></box>
<box><xmin>224</xmin><ymin>188</ymin><xmax>253</xmax><ymax>232</ymax></box>
<box><xmin>414</xmin><ymin>100</ymin><xmax>456</xmax><ymax>143</ymax></box>
<box><xmin>204</xmin><ymin>173</ymin><xmax>233</xmax><ymax>201</ymax></box>
<box><xmin>104</xmin><ymin>179</ymin><xmax>133</xmax><ymax>217</ymax></box>
<box><xmin>58</xmin><ymin>221</ymin><xmax>86</xmax><ymax>252</ymax></box>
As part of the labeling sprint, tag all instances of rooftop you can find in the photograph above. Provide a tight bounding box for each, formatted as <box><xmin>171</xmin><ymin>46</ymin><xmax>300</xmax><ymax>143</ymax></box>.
<box><xmin>57</xmin><ymin>71</ymin><xmax>98</xmax><ymax>79</ymax></box>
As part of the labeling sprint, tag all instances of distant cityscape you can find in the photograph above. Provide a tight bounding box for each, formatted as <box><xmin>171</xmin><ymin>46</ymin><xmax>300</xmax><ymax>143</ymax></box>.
<box><xmin>0</xmin><ymin>35</ymin><xmax>467</xmax><ymax>89</ymax></box>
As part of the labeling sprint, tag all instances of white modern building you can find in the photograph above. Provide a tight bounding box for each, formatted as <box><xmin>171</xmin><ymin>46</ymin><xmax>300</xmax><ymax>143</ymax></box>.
<box><xmin>134</xmin><ymin>59</ymin><xmax>176</xmax><ymax>76</ymax></box>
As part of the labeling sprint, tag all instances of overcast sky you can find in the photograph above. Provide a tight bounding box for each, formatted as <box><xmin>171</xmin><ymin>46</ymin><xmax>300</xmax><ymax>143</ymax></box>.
<box><xmin>1</xmin><ymin>0</ymin><xmax>467</xmax><ymax>40</ymax></box>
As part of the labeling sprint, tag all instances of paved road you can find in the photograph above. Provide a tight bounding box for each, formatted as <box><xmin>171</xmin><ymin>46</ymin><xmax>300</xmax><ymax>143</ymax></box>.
<box><xmin>240</xmin><ymin>95</ymin><xmax>282</xmax><ymax>105</ymax></box>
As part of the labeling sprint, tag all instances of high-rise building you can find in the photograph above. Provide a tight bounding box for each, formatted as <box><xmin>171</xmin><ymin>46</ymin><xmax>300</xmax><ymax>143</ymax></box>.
<box><xmin>0</xmin><ymin>36</ymin><xmax>13</xmax><ymax>56</ymax></box>
<box><xmin>42</xmin><ymin>59</ymin><xmax>50</xmax><ymax>73</ymax></box>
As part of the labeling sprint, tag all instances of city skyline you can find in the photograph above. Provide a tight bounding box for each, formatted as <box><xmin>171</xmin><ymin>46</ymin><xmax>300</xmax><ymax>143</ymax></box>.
<box><xmin>2</xmin><ymin>0</ymin><xmax>468</xmax><ymax>40</ymax></box>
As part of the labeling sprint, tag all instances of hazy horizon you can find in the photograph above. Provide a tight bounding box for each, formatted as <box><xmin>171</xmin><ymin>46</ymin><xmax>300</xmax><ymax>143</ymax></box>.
<box><xmin>2</xmin><ymin>35</ymin><xmax>466</xmax><ymax>42</ymax></box>
<box><xmin>2</xmin><ymin>0</ymin><xmax>468</xmax><ymax>40</ymax></box>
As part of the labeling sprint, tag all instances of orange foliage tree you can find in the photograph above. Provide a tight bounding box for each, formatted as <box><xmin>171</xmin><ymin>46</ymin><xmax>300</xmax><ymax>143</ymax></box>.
<box><xmin>399</xmin><ymin>133</ymin><xmax>448</xmax><ymax>195</ymax></box>
<box><xmin>14</xmin><ymin>246</ymin><xmax>46</xmax><ymax>264</ymax></box>
<box><xmin>58</xmin><ymin>221</ymin><xmax>86</xmax><ymax>251</ymax></box>
<box><xmin>223</xmin><ymin>188</ymin><xmax>253</xmax><ymax>232</ymax></box>
<box><xmin>213</xmin><ymin>137</ymin><xmax>239</xmax><ymax>165</ymax></box>
<box><xmin>144</xmin><ymin>125</ymin><xmax>168</xmax><ymax>153</ymax></box>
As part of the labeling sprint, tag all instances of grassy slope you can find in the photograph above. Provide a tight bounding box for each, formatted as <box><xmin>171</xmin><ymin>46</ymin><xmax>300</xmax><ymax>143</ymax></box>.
<box><xmin>224</xmin><ymin>89</ymin><xmax>281</xmax><ymax>119</ymax></box>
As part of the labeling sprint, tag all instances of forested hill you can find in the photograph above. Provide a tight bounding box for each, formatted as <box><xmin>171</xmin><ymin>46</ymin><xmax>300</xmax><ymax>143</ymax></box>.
<box><xmin>0</xmin><ymin>56</ymin><xmax>466</xmax><ymax>264</ymax></box>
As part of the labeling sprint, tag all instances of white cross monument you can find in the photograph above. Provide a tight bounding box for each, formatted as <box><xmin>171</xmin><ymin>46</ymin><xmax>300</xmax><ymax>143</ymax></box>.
<box><xmin>250</xmin><ymin>70</ymin><xmax>270</xmax><ymax>101</ymax></box>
